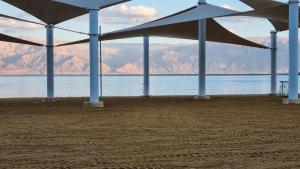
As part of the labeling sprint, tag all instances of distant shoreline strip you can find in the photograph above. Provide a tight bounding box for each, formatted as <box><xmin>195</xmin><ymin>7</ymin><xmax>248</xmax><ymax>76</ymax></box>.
<box><xmin>0</xmin><ymin>73</ymin><xmax>297</xmax><ymax>77</ymax></box>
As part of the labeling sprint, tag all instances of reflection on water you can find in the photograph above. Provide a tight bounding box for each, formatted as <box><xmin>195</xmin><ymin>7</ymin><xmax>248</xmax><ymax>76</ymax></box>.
<box><xmin>0</xmin><ymin>75</ymin><xmax>298</xmax><ymax>98</ymax></box>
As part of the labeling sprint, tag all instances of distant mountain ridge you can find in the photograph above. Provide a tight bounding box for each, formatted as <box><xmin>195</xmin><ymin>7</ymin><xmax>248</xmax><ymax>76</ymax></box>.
<box><xmin>0</xmin><ymin>37</ymin><xmax>297</xmax><ymax>75</ymax></box>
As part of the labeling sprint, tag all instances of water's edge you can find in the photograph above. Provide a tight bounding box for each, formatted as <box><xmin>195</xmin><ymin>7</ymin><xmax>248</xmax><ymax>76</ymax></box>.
<box><xmin>0</xmin><ymin>75</ymin><xmax>298</xmax><ymax>98</ymax></box>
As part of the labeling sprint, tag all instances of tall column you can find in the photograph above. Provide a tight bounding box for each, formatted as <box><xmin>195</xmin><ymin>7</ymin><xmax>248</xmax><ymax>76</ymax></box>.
<box><xmin>46</xmin><ymin>24</ymin><xmax>54</xmax><ymax>98</ymax></box>
<box><xmin>197</xmin><ymin>0</ymin><xmax>207</xmax><ymax>97</ymax></box>
<box><xmin>270</xmin><ymin>31</ymin><xmax>277</xmax><ymax>95</ymax></box>
<box><xmin>288</xmin><ymin>0</ymin><xmax>299</xmax><ymax>103</ymax></box>
<box><xmin>89</xmin><ymin>9</ymin><xmax>101</xmax><ymax>106</ymax></box>
<box><xmin>143</xmin><ymin>36</ymin><xmax>150</xmax><ymax>97</ymax></box>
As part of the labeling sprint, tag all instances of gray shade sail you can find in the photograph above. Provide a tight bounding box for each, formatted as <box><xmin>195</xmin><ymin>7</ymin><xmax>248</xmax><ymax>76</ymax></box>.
<box><xmin>0</xmin><ymin>33</ymin><xmax>43</xmax><ymax>46</ymax></box>
<box><xmin>52</xmin><ymin>0</ymin><xmax>131</xmax><ymax>9</ymax></box>
<box><xmin>2</xmin><ymin>0</ymin><xmax>131</xmax><ymax>25</ymax></box>
<box><xmin>0</xmin><ymin>13</ymin><xmax>44</xmax><ymax>26</ymax></box>
<box><xmin>2</xmin><ymin>0</ymin><xmax>88</xmax><ymax>25</ymax></box>
<box><xmin>0</xmin><ymin>13</ymin><xmax>89</xmax><ymax>35</ymax></box>
<box><xmin>57</xmin><ymin>4</ymin><xmax>267</xmax><ymax>49</ymax></box>
<box><xmin>57</xmin><ymin>38</ymin><xmax>87</xmax><ymax>47</ymax></box>
<box><xmin>238</xmin><ymin>0</ymin><xmax>294</xmax><ymax>31</ymax></box>
<box><xmin>134</xmin><ymin>4</ymin><xmax>238</xmax><ymax>29</ymax></box>
<box><xmin>240</xmin><ymin>0</ymin><xmax>284</xmax><ymax>9</ymax></box>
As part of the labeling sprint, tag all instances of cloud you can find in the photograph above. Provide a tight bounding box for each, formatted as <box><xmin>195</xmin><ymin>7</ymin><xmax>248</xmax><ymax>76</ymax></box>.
<box><xmin>100</xmin><ymin>5</ymin><xmax>159</xmax><ymax>24</ymax></box>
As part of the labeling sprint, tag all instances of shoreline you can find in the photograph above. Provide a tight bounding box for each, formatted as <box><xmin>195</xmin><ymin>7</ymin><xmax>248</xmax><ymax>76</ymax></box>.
<box><xmin>0</xmin><ymin>73</ymin><xmax>297</xmax><ymax>77</ymax></box>
<box><xmin>0</xmin><ymin>94</ymin><xmax>281</xmax><ymax>100</ymax></box>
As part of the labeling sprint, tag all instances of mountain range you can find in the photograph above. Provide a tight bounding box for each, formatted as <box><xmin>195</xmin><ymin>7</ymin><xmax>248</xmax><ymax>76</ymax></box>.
<box><xmin>0</xmin><ymin>37</ymin><xmax>297</xmax><ymax>75</ymax></box>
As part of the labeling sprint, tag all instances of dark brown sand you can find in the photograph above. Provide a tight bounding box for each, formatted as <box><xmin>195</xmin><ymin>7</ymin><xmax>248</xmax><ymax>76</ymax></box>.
<box><xmin>0</xmin><ymin>96</ymin><xmax>300</xmax><ymax>169</ymax></box>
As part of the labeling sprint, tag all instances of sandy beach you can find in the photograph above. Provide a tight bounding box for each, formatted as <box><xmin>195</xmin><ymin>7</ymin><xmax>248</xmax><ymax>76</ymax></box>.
<box><xmin>0</xmin><ymin>96</ymin><xmax>299</xmax><ymax>168</ymax></box>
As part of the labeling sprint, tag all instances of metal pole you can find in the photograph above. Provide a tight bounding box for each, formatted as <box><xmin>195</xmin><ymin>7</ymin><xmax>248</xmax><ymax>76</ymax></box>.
<box><xmin>46</xmin><ymin>24</ymin><xmax>54</xmax><ymax>98</ymax></box>
<box><xmin>198</xmin><ymin>0</ymin><xmax>207</xmax><ymax>5</ymax></box>
<box><xmin>89</xmin><ymin>9</ymin><xmax>100</xmax><ymax>103</ymax></box>
<box><xmin>197</xmin><ymin>0</ymin><xmax>207</xmax><ymax>97</ymax></box>
<box><xmin>143</xmin><ymin>36</ymin><xmax>150</xmax><ymax>96</ymax></box>
<box><xmin>270</xmin><ymin>31</ymin><xmax>277</xmax><ymax>95</ymax></box>
<box><xmin>288</xmin><ymin>0</ymin><xmax>299</xmax><ymax>102</ymax></box>
<box><xmin>198</xmin><ymin>19</ymin><xmax>206</xmax><ymax>97</ymax></box>
<box><xmin>99</xmin><ymin>26</ymin><xmax>103</xmax><ymax>100</ymax></box>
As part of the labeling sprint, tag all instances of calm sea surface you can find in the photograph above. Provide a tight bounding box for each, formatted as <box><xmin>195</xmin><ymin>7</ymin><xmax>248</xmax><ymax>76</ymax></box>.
<box><xmin>0</xmin><ymin>75</ymin><xmax>298</xmax><ymax>98</ymax></box>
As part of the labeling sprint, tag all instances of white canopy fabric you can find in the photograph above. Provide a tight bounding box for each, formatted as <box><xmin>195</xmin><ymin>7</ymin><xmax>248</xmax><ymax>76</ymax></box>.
<box><xmin>52</xmin><ymin>0</ymin><xmax>131</xmax><ymax>9</ymax></box>
<box><xmin>238</xmin><ymin>0</ymin><xmax>293</xmax><ymax>31</ymax></box>
<box><xmin>2</xmin><ymin>0</ymin><xmax>88</xmax><ymax>25</ymax></box>
<box><xmin>0</xmin><ymin>33</ymin><xmax>43</xmax><ymax>46</ymax></box>
<box><xmin>57</xmin><ymin>4</ymin><xmax>267</xmax><ymax>49</ymax></box>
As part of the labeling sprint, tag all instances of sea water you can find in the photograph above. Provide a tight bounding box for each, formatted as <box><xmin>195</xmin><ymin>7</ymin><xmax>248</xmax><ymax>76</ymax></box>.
<box><xmin>0</xmin><ymin>75</ymin><xmax>298</xmax><ymax>98</ymax></box>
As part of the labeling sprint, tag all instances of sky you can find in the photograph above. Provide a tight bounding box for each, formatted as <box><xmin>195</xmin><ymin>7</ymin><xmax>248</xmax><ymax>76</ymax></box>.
<box><xmin>0</xmin><ymin>0</ymin><xmax>291</xmax><ymax>45</ymax></box>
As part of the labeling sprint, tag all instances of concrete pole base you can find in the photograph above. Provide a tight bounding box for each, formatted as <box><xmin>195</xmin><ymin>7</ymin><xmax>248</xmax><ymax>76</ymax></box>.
<box><xmin>42</xmin><ymin>98</ymin><xmax>56</xmax><ymax>103</ymax></box>
<box><xmin>194</xmin><ymin>96</ymin><xmax>211</xmax><ymax>100</ymax></box>
<box><xmin>84</xmin><ymin>101</ymin><xmax>104</xmax><ymax>108</ymax></box>
<box><xmin>268</xmin><ymin>93</ymin><xmax>279</xmax><ymax>96</ymax></box>
<box><xmin>283</xmin><ymin>98</ymin><xmax>300</xmax><ymax>104</ymax></box>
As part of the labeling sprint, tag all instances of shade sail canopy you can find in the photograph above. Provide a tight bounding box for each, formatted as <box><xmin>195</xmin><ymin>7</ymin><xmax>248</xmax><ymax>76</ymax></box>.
<box><xmin>2</xmin><ymin>0</ymin><xmax>131</xmax><ymax>24</ymax></box>
<box><xmin>52</xmin><ymin>0</ymin><xmax>131</xmax><ymax>9</ymax></box>
<box><xmin>0</xmin><ymin>33</ymin><xmax>43</xmax><ymax>46</ymax></box>
<box><xmin>131</xmin><ymin>4</ymin><xmax>238</xmax><ymax>29</ymax></box>
<box><xmin>238</xmin><ymin>0</ymin><xmax>294</xmax><ymax>31</ymax></box>
<box><xmin>0</xmin><ymin>13</ymin><xmax>44</xmax><ymax>26</ymax></box>
<box><xmin>2</xmin><ymin>0</ymin><xmax>88</xmax><ymax>25</ymax></box>
<box><xmin>57</xmin><ymin>4</ymin><xmax>267</xmax><ymax>49</ymax></box>
<box><xmin>240</xmin><ymin>0</ymin><xmax>284</xmax><ymax>9</ymax></box>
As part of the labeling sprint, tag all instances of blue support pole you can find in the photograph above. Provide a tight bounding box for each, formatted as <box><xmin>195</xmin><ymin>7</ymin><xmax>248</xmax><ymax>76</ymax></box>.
<box><xmin>197</xmin><ymin>0</ymin><xmax>207</xmax><ymax>97</ymax></box>
<box><xmin>89</xmin><ymin>9</ymin><xmax>100</xmax><ymax>104</ymax></box>
<box><xmin>198</xmin><ymin>0</ymin><xmax>206</xmax><ymax>5</ymax></box>
<box><xmin>288</xmin><ymin>0</ymin><xmax>299</xmax><ymax>103</ymax></box>
<box><xmin>46</xmin><ymin>24</ymin><xmax>54</xmax><ymax>98</ymax></box>
<box><xmin>143</xmin><ymin>36</ymin><xmax>150</xmax><ymax>97</ymax></box>
<box><xmin>270</xmin><ymin>31</ymin><xmax>277</xmax><ymax>95</ymax></box>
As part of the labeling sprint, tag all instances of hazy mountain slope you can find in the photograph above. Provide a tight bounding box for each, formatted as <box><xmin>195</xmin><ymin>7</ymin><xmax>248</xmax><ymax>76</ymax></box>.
<box><xmin>0</xmin><ymin>37</ymin><xmax>296</xmax><ymax>75</ymax></box>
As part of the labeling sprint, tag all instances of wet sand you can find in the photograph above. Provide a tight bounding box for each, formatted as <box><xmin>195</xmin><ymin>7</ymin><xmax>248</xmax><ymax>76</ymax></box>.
<box><xmin>0</xmin><ymin>96</ymin><xmax>300</xmax><ymax>169</ymax></box>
